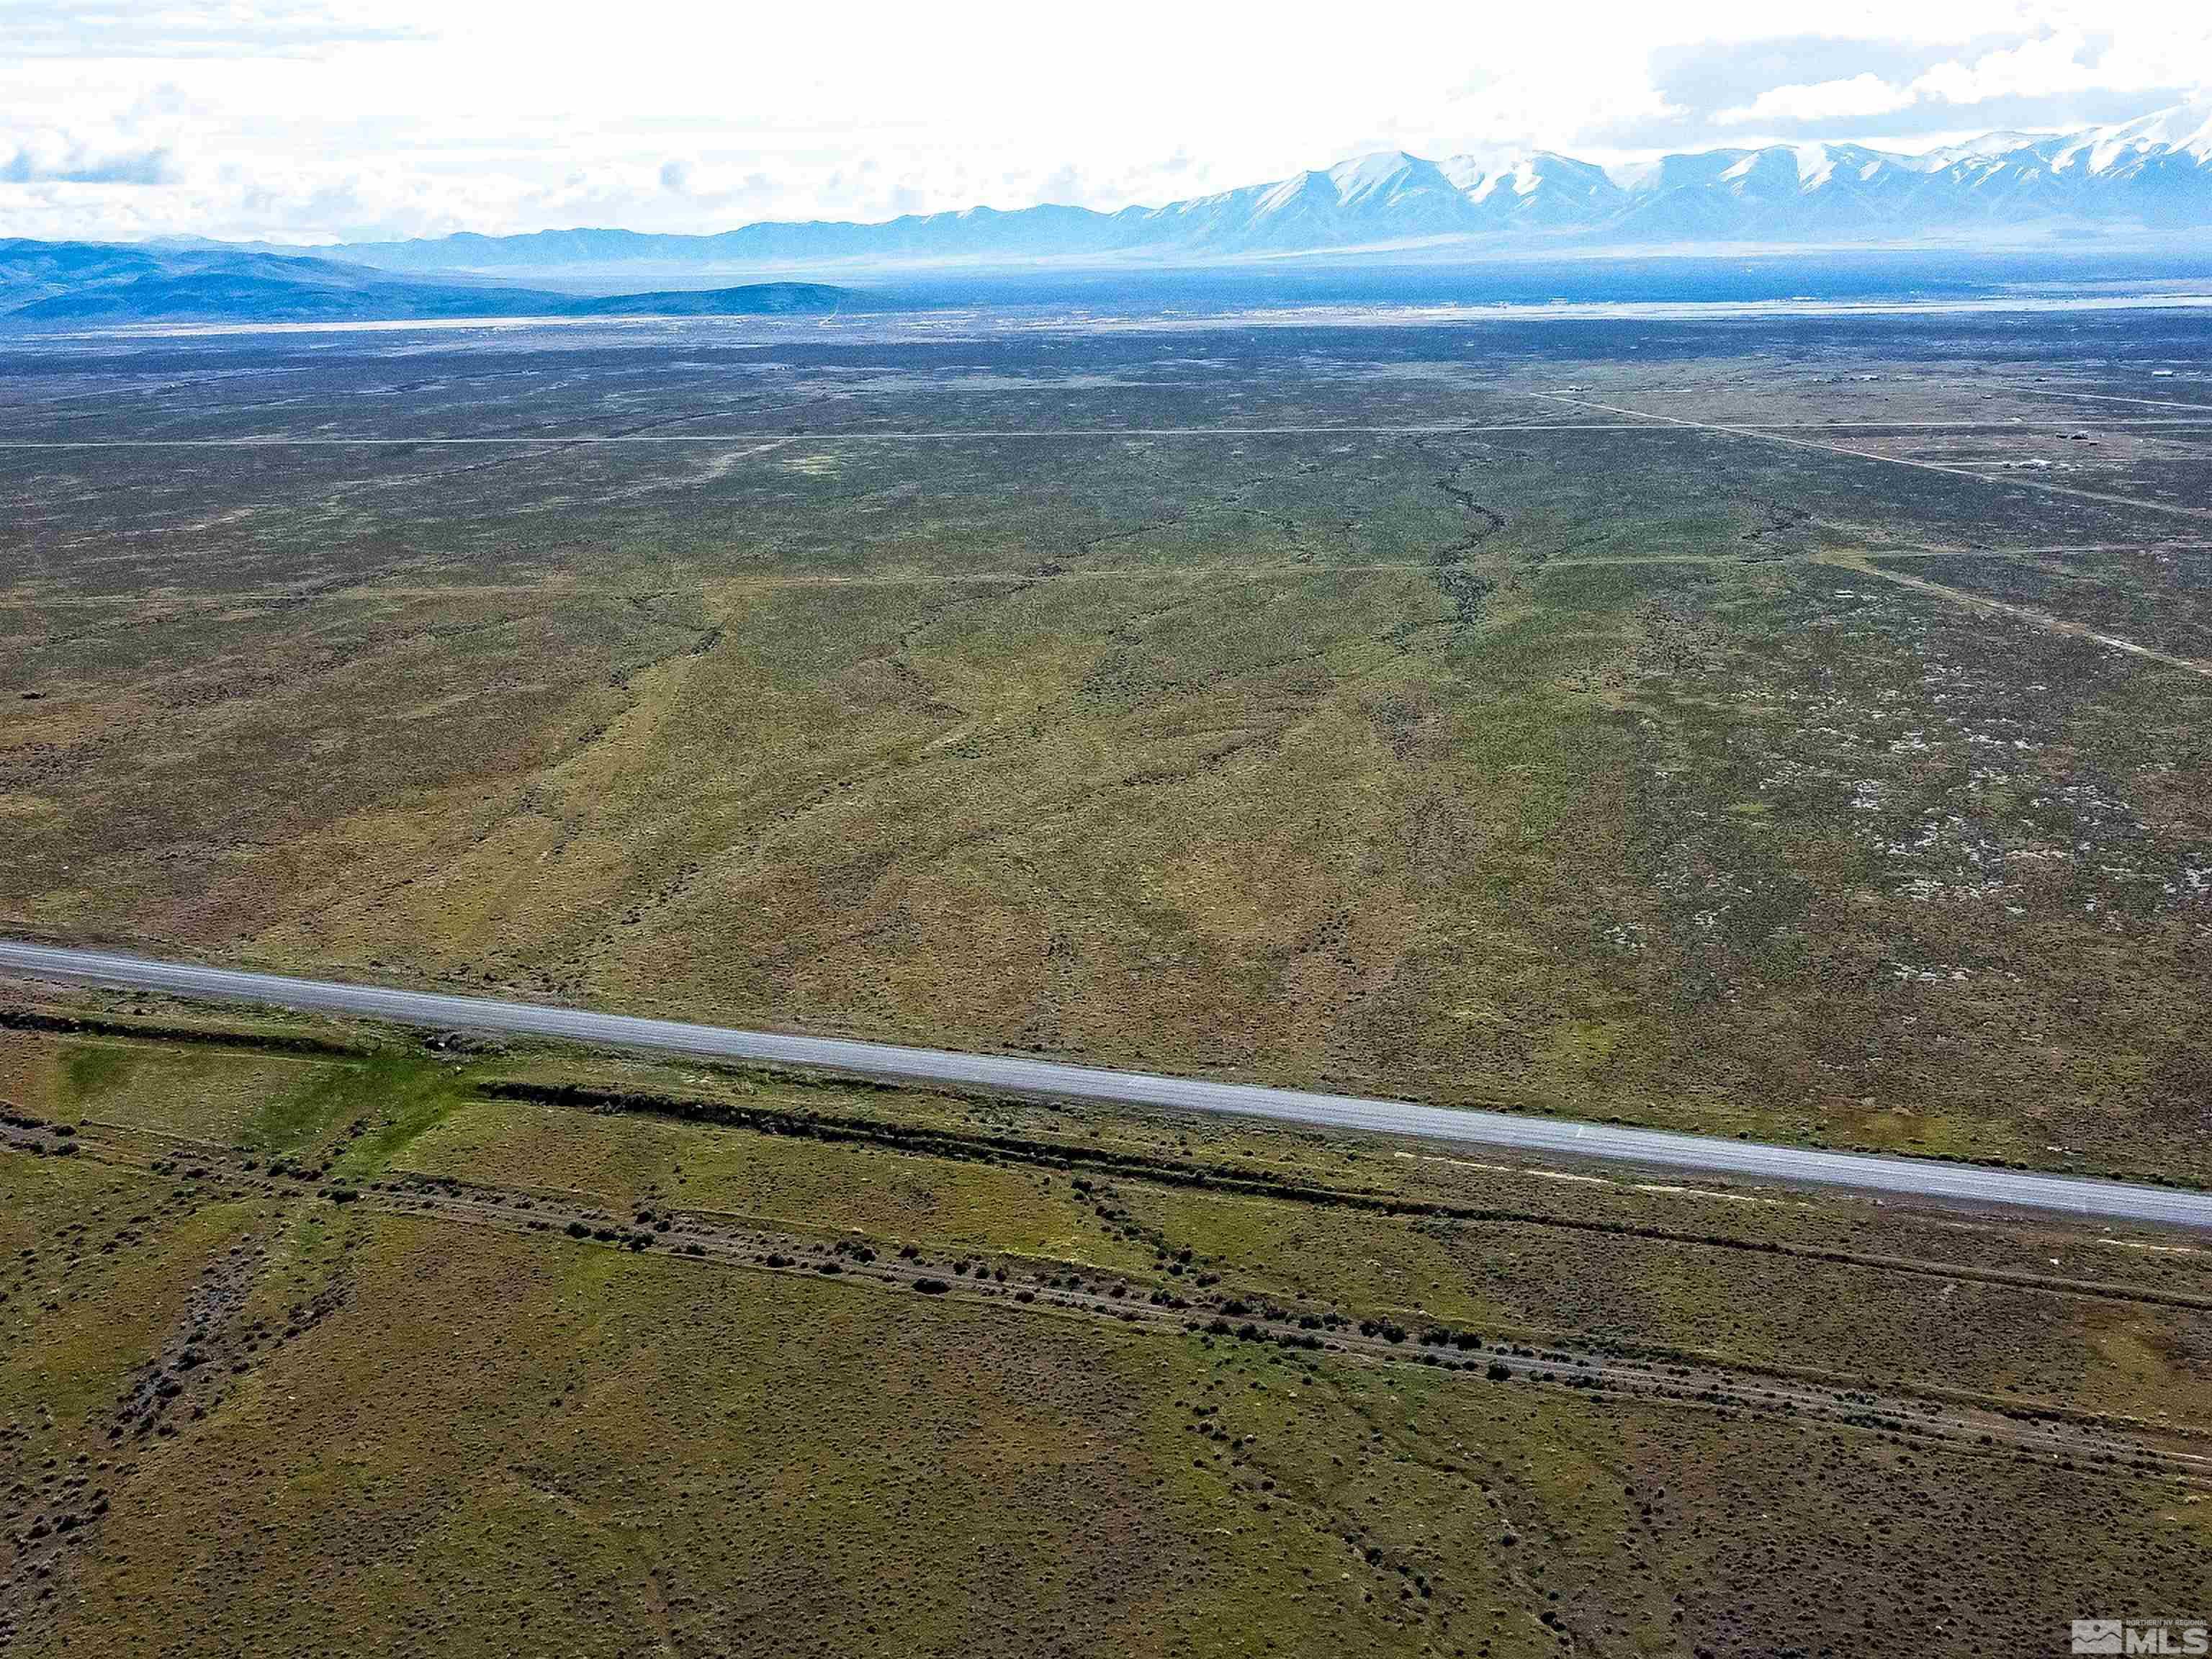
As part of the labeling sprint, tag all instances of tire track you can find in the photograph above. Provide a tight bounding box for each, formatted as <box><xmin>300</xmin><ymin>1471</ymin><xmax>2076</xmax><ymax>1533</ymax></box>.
<box><xmin>1822</xmin><ymin>549</ymin><xmax>2212</xmax><ymax>680</ymax></box>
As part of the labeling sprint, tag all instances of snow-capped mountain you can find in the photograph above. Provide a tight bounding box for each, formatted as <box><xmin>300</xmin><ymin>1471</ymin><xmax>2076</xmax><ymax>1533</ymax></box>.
<box><xmin>333</xmin><ymin>102</ymin><xmax>2212</xmax><ymax>274</ymax></box>
<box><xmin>1120</xmin><ymin>152</ymin><xmax>1487</xmax><ymax>250</ymax></box>
<box><xmin>2054</xmin><ymin>103</ymin><xmax>2212</xmax><ymax>171</ymax></box>
<box><xmin>1442</xmin><ymin>153</ymin><xmax>1627</xmax><ymax>228</ymax></box>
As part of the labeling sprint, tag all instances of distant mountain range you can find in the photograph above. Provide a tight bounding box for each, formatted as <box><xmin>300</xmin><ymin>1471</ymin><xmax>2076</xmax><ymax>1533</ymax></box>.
<box><xmin>7</xmin><ymin>101</ymin><xmax>2208</xmax><ymax>328</ymax></box>
<box><xmin>321</xmin><ymin>102</ymin><xmax>2212</xmax><ymax>276</ymax></box>
<box><xmin>0</xmin><ymin>240</ymin><xmax>854</xmax><ymax>330</ymax></box>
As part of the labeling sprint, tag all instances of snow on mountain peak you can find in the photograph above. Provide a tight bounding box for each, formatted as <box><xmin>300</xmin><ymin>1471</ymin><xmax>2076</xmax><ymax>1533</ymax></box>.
<box><xmin>1792</xmin><ymin>145</ymin><xmax>1838</xmax><ymax>188</ymax></box>
<box><xmin>2055</xmin><ymin>102</ymin><xmax>2212</xmax><ymax>172</ymax></box>
<box><xmin>1328</xmin><ymin>151</ymin><xmax>1420</xmax><ymax>192</ymax></box>
<box><xmin>490</xmin><ymin>99</ymin><xmax>2212</xmax><ymax>266</ymax></box>
<box><xmin>1921</xmin><ymin>130</ymin><xmax>2040</xmax><ymax>168</ymax></box>
<box><xmin>1437</xmin><ymin>154</ymin><xmax>1488</xmax><ymax>194</ymax></box>
<box><xmin>1440</xmin><ymin>151</ymin><xmax>1596</xmax><ymax>206</ymax></box>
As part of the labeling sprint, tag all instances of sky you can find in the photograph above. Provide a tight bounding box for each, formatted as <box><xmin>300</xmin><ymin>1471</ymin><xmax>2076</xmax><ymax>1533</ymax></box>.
<box><xmin>3</xmin><ymin>0</ymin><xmax>2210</xmax><ymax>245</ymax></box>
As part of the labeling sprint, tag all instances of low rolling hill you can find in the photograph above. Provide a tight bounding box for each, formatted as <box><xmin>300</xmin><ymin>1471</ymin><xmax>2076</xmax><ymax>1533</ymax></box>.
<box><xmin>0</xmin><ymin>240</ymin><xmax>858</xmax><ymax>329</ymax></box>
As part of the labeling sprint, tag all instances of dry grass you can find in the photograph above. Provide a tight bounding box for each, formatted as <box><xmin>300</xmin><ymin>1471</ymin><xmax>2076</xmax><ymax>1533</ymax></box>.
<box><xmin>7</xmin><ymin>323</ymin><xmax>2210</xmax><ymax>1182</ymax></box>
<box><xmin>6</xmin><ymin>1073</ymin><xmax>2207</xmax><ymax>1657</ymax></box>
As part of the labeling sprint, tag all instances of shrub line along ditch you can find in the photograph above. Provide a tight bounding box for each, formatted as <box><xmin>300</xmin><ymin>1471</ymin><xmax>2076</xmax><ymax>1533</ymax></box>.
<box><xmin>480</xmin><ymin>1080</ymin><xmax>2212</xmax><ymax>1316</ymax></box>
<box><xmin>9</xmin><ymin>993</ymin><xmax>2207</xmax><ymax>1311</ymax></box>
<box><xmin>0</xmin><ymin>1007</ymin><xmax>376</xmax><ymax>1061</ymax></box>
<box><xmin>16</xmin><ymin>997</ymin><xmax>2212</xmax><ymax>1449</ymax></box>
<box><xmin>6</xmin><ymin>1103</ymin><xmax>2205</xmax><ymax>1485</ymax></box>
<box><xmin>13</xmin><ymin>960</ymin><xmax>2212</xmax><ymax>1212</ymax></box>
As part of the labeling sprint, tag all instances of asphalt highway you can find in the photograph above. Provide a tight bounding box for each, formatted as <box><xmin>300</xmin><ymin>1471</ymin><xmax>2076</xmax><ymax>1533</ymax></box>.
<box><xmin>7</xmin><ymin>939</ymin><xmax>2209</xmax><ymax>1231</ymax></box>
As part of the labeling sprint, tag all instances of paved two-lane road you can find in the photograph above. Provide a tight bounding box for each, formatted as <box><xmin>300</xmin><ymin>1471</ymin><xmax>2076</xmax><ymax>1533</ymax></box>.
<box><xmin>6</xmin><ymin>938</ymin><xmax>2209</xmax><ymax>1231</ymax></box>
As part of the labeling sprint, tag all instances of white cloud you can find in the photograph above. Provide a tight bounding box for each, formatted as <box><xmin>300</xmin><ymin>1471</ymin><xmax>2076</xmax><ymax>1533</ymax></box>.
<box><xmin>1</xmin><ymin>130</ymin><xmax>174</xmax><ymax>185</ymax></box>
<box><xmin>1912</xmin><ymin>32</ymin><xmax>2110</xmax><ymax>104</ymax></box>
<box><xmin>1</xmin><ymin>0</ymin><xmax>2206</xmax><ymax>243</ymax></box>
<box><xmin>1718</xmin><ymin>73</ymin><xmax>1916</xmax><ymax>126</ymax></box>
<box><xmin>3</xmin><ymin>0</ymin><xmax>426</xmax><ymax>59</ymax></box>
